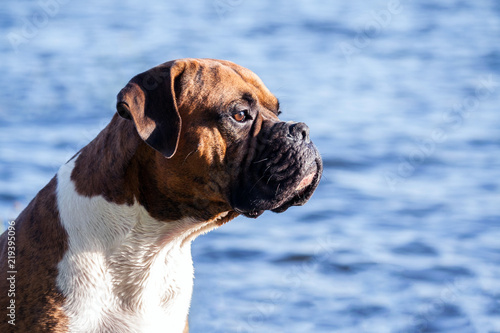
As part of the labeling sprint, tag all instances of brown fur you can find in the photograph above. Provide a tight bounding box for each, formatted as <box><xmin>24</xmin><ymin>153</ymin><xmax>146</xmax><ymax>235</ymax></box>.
<box><xmin>73</xmin><ymin>59</ymin><xmax>279</xmax><ymax>224</ymax></box>
<box><xmin>0</xmin><ymin>178</ymin><xmax>69</xmax><ymax>332</ymax></box>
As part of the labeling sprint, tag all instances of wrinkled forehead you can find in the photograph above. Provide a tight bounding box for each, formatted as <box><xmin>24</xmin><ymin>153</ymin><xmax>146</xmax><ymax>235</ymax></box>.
<box><xmin>179</xmin><ymin>59</ymin><xmax>279</xmax><ymax>112</ymax></box>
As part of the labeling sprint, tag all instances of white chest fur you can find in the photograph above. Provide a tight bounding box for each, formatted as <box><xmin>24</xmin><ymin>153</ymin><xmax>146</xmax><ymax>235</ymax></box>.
<box><xmin>55</xmin><ymin>158</ymin><xmax>218</xmax><ymax>333</ymax></box>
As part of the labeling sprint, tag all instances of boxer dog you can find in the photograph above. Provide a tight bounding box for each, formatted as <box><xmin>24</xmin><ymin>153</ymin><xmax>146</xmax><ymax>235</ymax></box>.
<box><xmin>0</xmin><ymin>58</ymin><xmax>322</xmax><ymax>332</ymax></box>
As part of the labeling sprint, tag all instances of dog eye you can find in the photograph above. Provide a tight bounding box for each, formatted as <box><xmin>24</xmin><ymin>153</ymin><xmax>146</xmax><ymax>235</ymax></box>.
<box><xmin>233</xmin><ymin>110</ymin><xmax>249</xmax><ymax>122</ymax></box>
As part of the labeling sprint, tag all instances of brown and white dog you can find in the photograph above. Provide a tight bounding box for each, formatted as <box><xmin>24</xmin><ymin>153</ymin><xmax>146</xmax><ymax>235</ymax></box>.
<box><xmin>0</xmin><ymin>58</ymin><xmax>322</xmax><ymax>332</ymax></box>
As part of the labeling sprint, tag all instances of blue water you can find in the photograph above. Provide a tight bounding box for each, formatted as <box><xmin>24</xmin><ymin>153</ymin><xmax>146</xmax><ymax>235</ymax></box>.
<box><xmin>1</xmin><ymin>0</ymin><xmax>500</xmax><ymax>332</ymax></box>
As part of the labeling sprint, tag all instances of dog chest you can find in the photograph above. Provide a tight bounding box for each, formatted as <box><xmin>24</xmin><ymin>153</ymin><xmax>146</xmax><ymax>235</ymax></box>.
<box><xmin>55</xmin><ymin>158</ymin><xmax>194</xmax><ymax>333</ymax></box>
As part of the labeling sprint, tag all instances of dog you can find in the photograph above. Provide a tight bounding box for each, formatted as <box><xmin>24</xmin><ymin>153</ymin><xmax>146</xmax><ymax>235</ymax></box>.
<box><xmin>0</xmin><ymin>58</ymin><xmax>322</xmax><ymax>332</ymax></box>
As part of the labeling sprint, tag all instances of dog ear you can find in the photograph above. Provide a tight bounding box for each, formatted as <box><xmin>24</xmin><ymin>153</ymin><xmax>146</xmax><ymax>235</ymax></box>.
<box><xmin>116</xmin><ymin>60</ymin><xmax>185</xmax><ymax>158</ymax></box>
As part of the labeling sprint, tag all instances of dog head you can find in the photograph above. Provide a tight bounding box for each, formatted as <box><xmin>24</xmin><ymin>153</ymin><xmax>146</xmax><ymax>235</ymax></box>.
<box><xmin>117</xmin><ymin>58</ymin><xmax>322</xmax><ymax>220</ymax></box>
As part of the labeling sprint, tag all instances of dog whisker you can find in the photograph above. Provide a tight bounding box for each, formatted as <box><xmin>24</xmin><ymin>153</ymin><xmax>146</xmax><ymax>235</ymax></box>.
<box><xmin>182</xmin><ymin>148</ymin><xmax>199</xmax><ymax>165</ymax></box>
<box><xmin>249</xmin><ymin>166</ymin><xmax>271</xmax><ymax>192</ymax></box>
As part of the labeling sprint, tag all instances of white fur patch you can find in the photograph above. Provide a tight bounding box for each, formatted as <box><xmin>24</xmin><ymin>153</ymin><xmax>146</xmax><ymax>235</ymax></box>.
<box><xmin>56</xmin><ymin>157</ymin><xmax>222</xmax><ymax>333</ymax></box>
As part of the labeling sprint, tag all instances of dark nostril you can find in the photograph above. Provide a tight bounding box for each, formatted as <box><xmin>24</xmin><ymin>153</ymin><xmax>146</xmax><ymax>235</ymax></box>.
<box><xmin>288</xmin><ymin>122</ymin><xmax>310</xmax><ymax>143</ymax></box>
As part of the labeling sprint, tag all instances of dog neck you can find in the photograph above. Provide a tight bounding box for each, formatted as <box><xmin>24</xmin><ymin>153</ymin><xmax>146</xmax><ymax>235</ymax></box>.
<box><xmin>54</xmin><ymin>122</ymin><xmax>229</xmax><ymax>332</ymax></box>
<box><xmin>71</xmin><ymin>114</ymin><xmax>235</xmax><ymax>223</ymax></box>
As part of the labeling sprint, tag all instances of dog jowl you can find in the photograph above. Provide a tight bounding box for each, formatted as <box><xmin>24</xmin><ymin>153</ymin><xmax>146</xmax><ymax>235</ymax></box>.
<box><xmin>228</xmin><ymin>117</ymin><xmax>322</xmax><ymax>218</ymax></box>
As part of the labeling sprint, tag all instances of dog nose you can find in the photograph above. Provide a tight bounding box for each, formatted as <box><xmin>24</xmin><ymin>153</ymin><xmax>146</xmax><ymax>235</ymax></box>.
<box><xmin>288</xmin><ymin>122</ymin><xmax>310</xmax><ymax>143</ymax></box>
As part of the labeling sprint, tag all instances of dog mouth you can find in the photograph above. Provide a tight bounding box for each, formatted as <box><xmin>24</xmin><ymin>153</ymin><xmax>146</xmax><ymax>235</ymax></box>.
<box><xmin>233</xmin><ymin>157</ymin><xmax>322</xmax><ymax>218</ymax></box>
<box><xmin>229</xmin><ymin>127</ymin><xmax>324</xmax><ymax>219</ymax></box>
<box><xmin>269</xmin><ymin>159</ymin><xmax>322</xmax><ymax>214</ymax></box>
<box><xmin>296</xmin><ymin>172</ymin><xmax>316</xmax><ymax>192</ymax></box>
